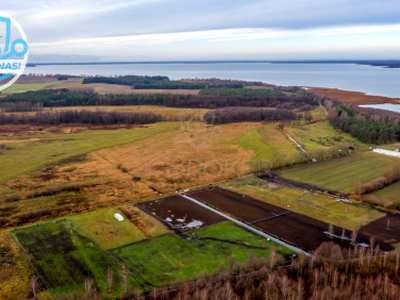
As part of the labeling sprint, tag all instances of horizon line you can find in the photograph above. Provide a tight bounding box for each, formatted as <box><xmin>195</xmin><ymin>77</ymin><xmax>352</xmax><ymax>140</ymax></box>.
<box><xmin>26</xmin><ymin>59</ymin><xmax>400</xmax><ymax>66</ymax></box>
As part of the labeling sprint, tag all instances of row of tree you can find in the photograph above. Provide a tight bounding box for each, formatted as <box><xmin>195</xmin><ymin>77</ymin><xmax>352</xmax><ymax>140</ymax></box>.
<box><xmin>203</xmin><ymin>107</ymin><xmax>297</xmax><ymax>124</ymax></box>
<box><xmin>166</xmin><ymin>94</ymin><xmax>317</xmax><ymax>110</ymax></box>
<box><xmin>0</xmin><ymin>101</ymin><xmax>43</xmax><ymax>112</ymax></box>
<box><xmin>142</xmin><ymin>242</ymin><xmax>400</xmax><ymax>300</ymax></box>
<box><xmin>0</xmin><ymin>89</ymin><xmax>318</xmax><ymax>110</ymax></box>
<box><xmin>355</xmin><ymin>161</ymin><xmax>400</xmax><ymax>195</ymax></box>
<box><xmin>199</xmin><ymin>87</ymin><xmax>284</xmax><ymax>96</ymax></box>
<box><xmin>0</xmin><ymin>110</ymin><xmax>162</xmax><ymax>125</ymax></box>
<box><xmin>82</xmin><ymin>75</ymin><xmax>244</xmax><ymax>89</ymax></box>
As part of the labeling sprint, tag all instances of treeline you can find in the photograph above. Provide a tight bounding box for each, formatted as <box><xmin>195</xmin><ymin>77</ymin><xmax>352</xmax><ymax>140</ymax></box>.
<box><xmin>142</xmin><ymin>242</ymin><xmax>400</xmax><ymax>300</ymax></box>
<box><xmin>0</xmin><ymin>110</ymin><xmax>162</xmax><ymax>125</ymax></box>
<box><xmin>273</xmin><ymin>85</ymin><xmax>304</xmax><ymax>93</ymax></box>
<box><xmin>1</xmin><ymin>89</ymin><xmax>170</xmax><ymax>107</ymax></box>
<box><xmin>58</xmin><ymin>241</ymin><xmax>400</xmax><ymax>299</ymax></box>
<box><xmin>0</xmin><ymin>101</ymin><xmax>43</xmax><ymax>112</ymax></box>
<box><xmin>82</xmin><ymin>75</ymin><xmax>243</xmax><ymax>89</ymax></box>
<box><xmin>204</xmin><ymin>107</ymin><xmax>297</xmax><ymax>124</ymax></box>
<box><xmin>355</xmin><ymin>161</ymin><xmax>400</xmax><ymax>195</ymax></box>
<box><xmin>166</xmin><ymin>94</ymin><xmax>317</xmax><ymax>110</ymax></box>
<box><xmin>199</xmin><ymin>87</ymin><xmax>284</xmax><ymax>96</ymax></box>
<box><xmin>323</xmin><ymin>98</ymin><xmax>400</xmax><ymax>144</ymax></box>
<box><xmin>0</xmin><ymin>89</ymin><xmax>318</xmax><ymax>110</ymax></box>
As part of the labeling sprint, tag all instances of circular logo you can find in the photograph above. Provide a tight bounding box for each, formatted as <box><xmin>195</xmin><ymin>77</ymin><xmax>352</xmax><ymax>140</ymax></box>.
<box><xmin>0</xmin><ymin>11</ymin><xmax>29</xmax><ymax>91</ymax></box>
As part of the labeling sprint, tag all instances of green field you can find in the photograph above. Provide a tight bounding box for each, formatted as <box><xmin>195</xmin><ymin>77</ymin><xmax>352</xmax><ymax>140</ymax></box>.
<box><xmin>0</xmin><ymin>123</ymin><xmax>179</xmax><ymax>184</ymax></box>
<box><xmin>71</xmin><ymin>206</ymin><xmax>169</xmax><ymax>249</ymax></box>
<box><xmin>112</xmin><ymin>221</ymin><xmax>293</xmax><ymax>286</ymax></box>
<box><xmin>2</xmin><ymin>79</ymin><xmax>84</xmax><ymax>94</ymax></box>
<box><xmin>372</xmin><ymin>181</ymin><xmax>400</xmax><ymax>205</ymax></box>
<box><xmin>223</xmin><ymin>124</ymin><xmax>304</xmax><ymax>168</ymax></box>
<box><xmin>224</xmin><ymin>177</ymin><xmax>384</xmax><ymax>230</ymax></box>
<box><xmin>278</xmin><ymin>152</ymin><xmax>399</xmax><ymax>194</ymax></box>
<box><xmin>2</xmin><ymin>83</ymin><xmax>53</xmax><ymax>94</ymax></box>
<box><xmin>70</xmin><ymin>208</ymin><xmax>147</xmax><ymax>249</ymax></box>
<box><xmin>12</xmin><ymin>219</ymin><xmax>136</xmax><ymax>296</ymax></box>
<box><xmin>286</xmin><ymin>120</ymin><xmax>365</xmax><ymax>151</ymax></box>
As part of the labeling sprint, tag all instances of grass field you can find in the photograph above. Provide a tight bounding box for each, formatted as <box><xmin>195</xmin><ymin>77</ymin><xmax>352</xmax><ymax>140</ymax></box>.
<box><xmin>0</xmin><ymin>107</ymin><xmax>372</xmax><ymax>230</ymax></box>
<box><xmin>2</xmin><ymin>83</ymin><xmax>54</xmax><ymax>93</ymax></box>
<box><xmin>70</xmin><ymin>206</ymin><xmax>169</xmax><ymax>249</ymax></box>
<box><xmin>371</xmin><ymin>181</ymin><xmax>400</xmax><ymax>204</ymax></box>
<box><xmin>285</xmin><ymin>120</ymin><xmax>365</xmax><ymax>151</ymax></box>
<box><xmin>12</xmin><ymin>219</ymin><xmax>137</xmax><ymax>296</ymax></box>
<box><xmin>0</xmin><ymin>123</ymin><xmax>179</xmax><ymax>184</ymax></box>
<box><xmin>71</xmin><ymin>208</ymin><xmax>146</xmax><ymax>249</ymax></box>
<box><xmin>2</xmin><ymin>78</ymin><xmax>84</xmax><ymax>94</ymax></box>
<box><xmin>112</xmin><ymin>221</ymin><xmax>293</xmax><ymax>286</ymax></box>
<box><xmin>224</xmin><ymin>177</ymin><xmax>384</xmax><ymax>230</ymax></box>
<box><xmin>0</xmin><ymin>232</ymin><xmax>35</xmax><ymax>299</ymax></box>
<box><xmin>0</xmin><ymin>122</ymin><xmax>261</xmax><ymax>229</ymax></box>
<box><xmin>278</xmin><ymin>152</ymin><xmax>399</xmax><ymax>193</ymax></box>
<box><xmin>223</xmin><ymin>124</ymin><xmax>302</xmax><ymax>168</ymax></box>
<box><xmin>2</xmin><ymin>77</ymin><xmax>200</xmax><ymax>95</ymax></box>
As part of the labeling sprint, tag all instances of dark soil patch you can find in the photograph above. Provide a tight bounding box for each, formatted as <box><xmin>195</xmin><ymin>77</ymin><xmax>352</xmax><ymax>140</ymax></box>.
<box><xmin>187</xmin><ymin>188</ymin><xmax>392</xmax><ymax>252</ymax></box>
<box><xmin>136</xmin><ymin>195</ymin><xmax>225</xmax><ymax>232</ymax></box>
<box><xmin>359</xmin><ymin>214</ymin><xmax>400</xmax><ymax>247</ymax></box>
<box><xmin>188</xmin><ymin>188</ymin><xmax>288</xmax><ymax>223</ymax></box>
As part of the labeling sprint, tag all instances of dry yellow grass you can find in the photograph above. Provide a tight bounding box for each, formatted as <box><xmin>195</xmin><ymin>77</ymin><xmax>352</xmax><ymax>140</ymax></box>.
<box><xmin>64</xmin><ymin>122</ymin><xmax>259</xmax><ymax>202</ymax></box>
<box><xmin>1</xmin><ymin>122</ymin><xmax>261</xmax><ymax>215</ymax></box>
<box><xmin>42</xmin><ymin>81</ymin><xmax>200</xmax><ymax>95</ymax></box>
<box><xmin>0</xmin><ymin>232</ymin><xmax>38</xmax><ymax>299</ymax></box>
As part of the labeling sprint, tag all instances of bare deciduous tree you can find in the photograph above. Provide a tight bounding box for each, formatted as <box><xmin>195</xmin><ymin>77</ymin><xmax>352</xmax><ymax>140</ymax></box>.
<box><xmin>106</xmin><ymin>267</ymin><xmax>114</xmax><ymax>292</ymax></box>
<box><xmin>30</xmin><ymin>274</ymin><xmax>39</xmax><ymax>298</ymax></box>
<box><xmin>84</xmin><ymin>278</ymin><xmax>94</xmax><ymax>298</ymax></box>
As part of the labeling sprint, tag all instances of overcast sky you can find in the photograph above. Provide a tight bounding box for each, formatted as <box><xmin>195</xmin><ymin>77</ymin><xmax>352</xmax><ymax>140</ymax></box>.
<box><xmin>5</xmin><ymin>0</ymin><xmax>400</xmax><ymax>62</ymax></box>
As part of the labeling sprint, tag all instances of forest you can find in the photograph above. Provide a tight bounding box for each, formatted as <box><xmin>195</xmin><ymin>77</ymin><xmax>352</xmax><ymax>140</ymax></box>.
<box><xmin>204</xmin><ymin>107</ymin><xmax>297</xmax><ymax>124</ymax></box>
<box><xmin>323</xmin><ymin>98</ymin><xmax>400</xmax><ymax>144</ymax></box>
<box><xmin>0</xmin><ymin>110</ymin><xmax>162</xmax><ymax>125</ymax></box>
<box><xmin>82</xmin><ymin>75</ymin><xmax>244</xmax><ymax>89</ymax></box>
<box><xmin>0</xmin><ymin>89</ymin><xmax>318</xmax><ymax>110</ymax></box>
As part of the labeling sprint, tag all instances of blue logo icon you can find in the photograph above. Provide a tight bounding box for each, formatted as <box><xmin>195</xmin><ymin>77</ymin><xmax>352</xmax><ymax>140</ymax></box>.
<box><xmin>0</xmin><ymin>13</ymin><xmax>29</xmax><ymax>91</ymax></box>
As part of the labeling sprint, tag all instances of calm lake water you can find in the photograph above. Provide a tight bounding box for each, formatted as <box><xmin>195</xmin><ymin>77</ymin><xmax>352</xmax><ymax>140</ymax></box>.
<box><xmin>25</xmin><ymin>63</ymin><xmax>400</xmax><ymax>98</ymax></box>
<box><xmin>360</xmin><ymin>103</ymin><xmax>400</xmax><ymax>113</ymax></box>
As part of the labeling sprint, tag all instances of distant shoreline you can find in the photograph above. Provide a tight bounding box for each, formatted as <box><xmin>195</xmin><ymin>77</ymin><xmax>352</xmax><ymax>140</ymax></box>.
<box><xmin>27</xmin><ymin>60</ymin><xmax>400</xmax><ymax>68</ymax></box>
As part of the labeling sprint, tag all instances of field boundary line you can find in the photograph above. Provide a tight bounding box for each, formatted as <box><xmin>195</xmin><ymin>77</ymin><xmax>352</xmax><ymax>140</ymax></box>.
<box><xmin>181</xmin><ymin>194</ymin><xmax>310</xmax><ymax>256</ymax></box>
<box><xmin>67</xmin><ymin>219</ymin><xmax>153</xmax><ymax>288</ymax></box>
<box><xmin>250</xmin><ymin>211</ymin><xmax>292</xmax><ymax>224</ymax></box>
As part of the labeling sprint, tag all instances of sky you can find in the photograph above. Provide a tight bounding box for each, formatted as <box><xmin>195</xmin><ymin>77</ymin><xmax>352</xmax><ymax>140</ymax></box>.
<box><xmin>4</xmin><ymin>0</ymin><xmax>400</xmax><ymax>62</ymax></box>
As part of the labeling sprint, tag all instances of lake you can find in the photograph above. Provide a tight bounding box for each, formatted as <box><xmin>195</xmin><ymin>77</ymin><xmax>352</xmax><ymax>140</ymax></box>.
<box><xmin>360</xmin><ymin>103</ymin><xmax>400</xmax><ymax>113</ymax></box>
<box><xmin>25</xmin><ymin>62</ymin><xmax>400</xmax><ymax>98</ymax></box>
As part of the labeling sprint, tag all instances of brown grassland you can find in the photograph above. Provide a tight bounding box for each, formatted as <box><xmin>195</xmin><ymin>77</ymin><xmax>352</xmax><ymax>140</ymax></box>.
<box><xmin>310</xmin><ymin>87</ymin><xmax>400</xmax><ymax>104</ymax></box>
<box><xmin>1</xmin><ymin>80</ymin><xmax>397</xmax><ymax>298</ymax></box>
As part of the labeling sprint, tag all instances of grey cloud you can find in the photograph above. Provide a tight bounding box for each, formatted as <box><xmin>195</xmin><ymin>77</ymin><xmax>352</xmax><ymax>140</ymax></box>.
<box><xmin>7</xmin><ymin>0</ymin><xmax>400</xmax><ymax>43</ymax></box>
